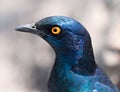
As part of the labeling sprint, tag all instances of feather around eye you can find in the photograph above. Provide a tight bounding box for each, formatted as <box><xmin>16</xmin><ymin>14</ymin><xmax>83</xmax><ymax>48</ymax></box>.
<box><xmin>51</xmin><ymin>26</ymin><xmax>61</xmax><ymax>35</ymax></box>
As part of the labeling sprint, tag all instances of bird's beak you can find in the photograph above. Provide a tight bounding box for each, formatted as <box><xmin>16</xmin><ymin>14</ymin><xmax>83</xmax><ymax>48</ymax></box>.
<box><xmin>15</xmin><ymin>23</ymin><xmax>37</xmax><ymax>34</ymax></box>
<box><xmin>15</xmin><ymin>23</ymin><xmax>46</xmax><ymax>38</ymax></box>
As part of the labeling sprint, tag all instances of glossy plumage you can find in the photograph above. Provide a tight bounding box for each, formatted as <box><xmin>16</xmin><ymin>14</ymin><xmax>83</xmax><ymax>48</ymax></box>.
<box><xmin>16</xmin><ymin>16</ymin><xmax>120</xmax><ymax>92</ymax></box>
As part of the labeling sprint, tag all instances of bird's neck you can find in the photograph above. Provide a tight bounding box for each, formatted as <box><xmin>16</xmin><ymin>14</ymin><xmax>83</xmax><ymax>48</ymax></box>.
<box><xmin>48</xmin><ymin>48</ymin><xmax>97</xmax><ymax>91</ymax></box>
<box><xmin>51</xmin><ymin>47</ymin><xmax>97</xmax><ymax>76</ymax></box>
<box><xmin>51</xmin><ymin>40</ymin><xmax>97</xmax><ymax>75</ymax></box>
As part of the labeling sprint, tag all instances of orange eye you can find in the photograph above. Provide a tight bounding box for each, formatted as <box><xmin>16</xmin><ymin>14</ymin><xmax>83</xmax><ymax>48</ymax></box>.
<box><xmin>51</xmin><ymin>26</ymin><xmax>61</xmax><ymax>35</ymax></box>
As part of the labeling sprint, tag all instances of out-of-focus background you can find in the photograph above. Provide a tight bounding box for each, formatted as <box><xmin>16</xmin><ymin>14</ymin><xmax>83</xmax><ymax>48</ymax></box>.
<box><xmin>0</xmin><ymin>0</ymin><xmax>120</xmax><ymax>92</ymax></box>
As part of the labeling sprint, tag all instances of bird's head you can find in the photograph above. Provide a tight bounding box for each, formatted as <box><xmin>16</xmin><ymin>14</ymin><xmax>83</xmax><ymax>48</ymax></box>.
<box><xmin>16</xmin><ymin>16</ymin><xmax>93</xmax><ymax>59</ymax></box>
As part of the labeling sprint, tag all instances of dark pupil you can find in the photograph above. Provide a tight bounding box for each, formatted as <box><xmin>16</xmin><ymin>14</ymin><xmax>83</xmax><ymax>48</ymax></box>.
<box><xmin>54</xmin><ymin>29</ymin><xmax>57</xmax><ymax>32</ymax></box>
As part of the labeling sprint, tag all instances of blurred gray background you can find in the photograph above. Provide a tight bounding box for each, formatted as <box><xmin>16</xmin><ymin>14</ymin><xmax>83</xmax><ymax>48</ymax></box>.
<box><xmin>0</xmin><ymin>0</ymin><xmax>120</xmax><ymax>92</ymax></box>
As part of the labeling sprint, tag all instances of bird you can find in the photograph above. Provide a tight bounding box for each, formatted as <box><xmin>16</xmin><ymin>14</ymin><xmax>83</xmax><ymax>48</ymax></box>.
<box><xmin>15</xmin><ymin>16</ymin><xmax>120</xmax><ymax>92</ymax></box>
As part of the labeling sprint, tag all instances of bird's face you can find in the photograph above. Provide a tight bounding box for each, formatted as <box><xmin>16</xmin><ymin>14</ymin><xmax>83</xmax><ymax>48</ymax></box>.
<box><xmin>16</xmin><ymin>16</ymin><xmax>89</xmax><ymax>55</ymax></box>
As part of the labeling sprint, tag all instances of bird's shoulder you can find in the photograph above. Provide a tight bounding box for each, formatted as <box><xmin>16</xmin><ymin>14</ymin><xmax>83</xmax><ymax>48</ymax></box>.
<box><xmin>93</xmin><ymin>67</ymin><xmax>120</xmax><ymax>92</ymax></box>
<box><xmin>71</xmin><ymin>66</ymin><xmax>119</xmax><ymax>92</ymax></box>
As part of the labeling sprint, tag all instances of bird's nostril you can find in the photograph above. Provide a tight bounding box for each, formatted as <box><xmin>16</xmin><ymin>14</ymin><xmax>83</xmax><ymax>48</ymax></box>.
<box><xmin>32</xmin><ymin>25</ymin><xmax>36</xmax><ymax>29</ymax></box>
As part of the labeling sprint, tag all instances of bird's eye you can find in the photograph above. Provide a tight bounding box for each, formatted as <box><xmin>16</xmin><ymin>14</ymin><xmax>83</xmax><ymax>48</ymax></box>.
<box><xmin>51</xmin><ymin>26</ymin><xmax>61</xmax><ymax>35</ymax></box>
